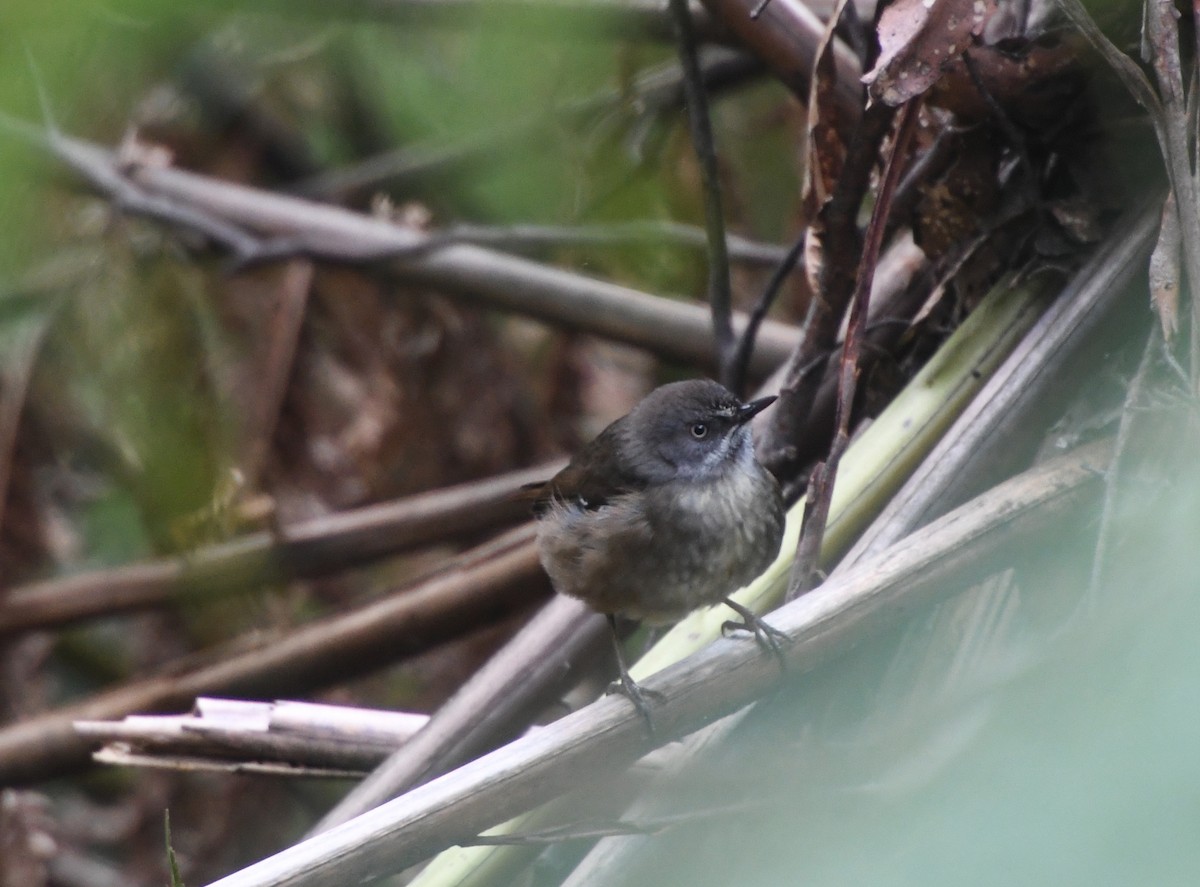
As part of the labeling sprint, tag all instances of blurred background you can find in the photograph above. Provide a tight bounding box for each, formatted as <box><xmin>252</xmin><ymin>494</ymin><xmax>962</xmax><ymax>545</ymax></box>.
<box><xmin>1</xmin><ymin>1</ymin><xmax>1197</xmax><ymax>886</ymax></box>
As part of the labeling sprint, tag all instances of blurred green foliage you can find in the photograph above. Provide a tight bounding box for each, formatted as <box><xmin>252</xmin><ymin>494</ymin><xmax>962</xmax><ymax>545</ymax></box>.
<box><xmin>0</xmin><ymin>0</ymin><xmax>801</xmax><ymax>575</ymax></box>
<box><xmin>0</xmin><ymin>2</ymin><xmax>203</xmax><ymax>273</ymax></box>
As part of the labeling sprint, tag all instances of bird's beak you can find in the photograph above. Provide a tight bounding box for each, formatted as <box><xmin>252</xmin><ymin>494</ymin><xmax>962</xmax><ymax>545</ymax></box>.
<box><xmin>734</xmin><ymin>395</ymin><xmax>777</xmax><ymax>425</ymax></box>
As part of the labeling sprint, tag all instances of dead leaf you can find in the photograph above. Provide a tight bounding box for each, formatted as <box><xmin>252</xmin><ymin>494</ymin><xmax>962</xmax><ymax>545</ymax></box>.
<box><xmin>929</xmin><ymin>36</ymin><xmax>1082</xmax><ymax>126</ymax></box>
<box><xmin>863</xmin><ymin>0</ymin><xmax>998</xmax><ymax>106</ymax></box>
<box><xmin>804</xmin><ymin>0</ymin><xmax>853</xmax><ymax>212</ymax></box>
<box><xmin>912</xmin><ymin>128</ymin><xmax>999</xmax><ymax>260</ymax></box>
<box><xmin>803</xmin><ymin>0</ymin><xmax>853</xmax><ymax>295</ymax></box>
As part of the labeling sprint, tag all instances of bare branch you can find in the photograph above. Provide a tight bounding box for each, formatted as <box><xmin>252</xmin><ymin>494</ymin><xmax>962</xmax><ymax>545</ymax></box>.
<box><xmin>730</xmin><ymin>229</ymin><xmax>806</xmax><ymax>397</ymax></box>
<box><xmin>77</xmin><ymin>699</ymin><xmax>431</xmax><ymax>776</ymax></box>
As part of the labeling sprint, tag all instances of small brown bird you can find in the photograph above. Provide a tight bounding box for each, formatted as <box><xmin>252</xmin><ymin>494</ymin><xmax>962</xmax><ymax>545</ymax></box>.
<box><xmin>532</xmin><ymin>379</ymin><xmax>786</xmax><ymax>722</ymax></box>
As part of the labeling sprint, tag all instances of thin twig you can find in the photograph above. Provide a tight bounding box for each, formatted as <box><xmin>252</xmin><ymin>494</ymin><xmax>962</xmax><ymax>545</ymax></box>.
<box><xmin>787</xmin><ymin>99</ymin><xmax>922</xmax><ymax>600</ymax></box>
<box><xmin>669</xmin><ymin>0</ymin><xmax>735</xmax><ymax>385</ymax></box>
<box><xmin>1085</xmin><ymin>326</ymin><xmax>1158</xmax><ymax>602</ymax></box>
<box><xmin>730</xmin><ymin>230</ymin><xmax>806</xmax><ymax>398</ymax></box>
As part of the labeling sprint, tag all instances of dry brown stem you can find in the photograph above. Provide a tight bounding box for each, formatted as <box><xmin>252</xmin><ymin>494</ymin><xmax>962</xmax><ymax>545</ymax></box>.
<box><xmin>0</xmin><ymin>526</ymin><xmax>545</xmax><ymax>784</ymax></box>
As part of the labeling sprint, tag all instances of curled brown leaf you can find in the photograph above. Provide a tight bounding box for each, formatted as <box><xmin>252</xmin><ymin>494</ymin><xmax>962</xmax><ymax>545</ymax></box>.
<box><xmin>803</xmin><ymin>0</ymin><xmax>853</xmax><ymax>294</ymax></box>
<box><xmin>863</xmin><ymin>0</ymin><xmax>998</xmax><ymax>106</ymax></box>
<box><xmin>804</xmin><ymin>0</ymin><xmax>852</xmax><ymax>210</ymax></box>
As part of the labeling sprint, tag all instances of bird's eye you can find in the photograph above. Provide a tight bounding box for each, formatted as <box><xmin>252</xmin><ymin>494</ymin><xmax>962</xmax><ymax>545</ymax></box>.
<box><xmin>690</xmin><ymin>422</ymin><xmax>709</xmax><ymax>439</ymax></box>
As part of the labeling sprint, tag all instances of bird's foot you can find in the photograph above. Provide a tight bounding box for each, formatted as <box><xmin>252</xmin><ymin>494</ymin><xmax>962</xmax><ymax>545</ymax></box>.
<box><xmin>721</xmin><ymin>598</ymin><xmax>789</xmax><ymax>670</ymax></box>
<box><xmin>604</xmin><ymin>613</ymin><xmax>664</xmax><ymax>733</ymax></box>
<box><xmin>606</xmin><ymin>674</ymin><xmax>665</xmax><ymax>735</ymax></box>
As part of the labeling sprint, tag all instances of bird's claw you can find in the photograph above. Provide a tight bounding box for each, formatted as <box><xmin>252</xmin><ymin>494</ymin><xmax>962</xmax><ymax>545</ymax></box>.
<box><xmin>607</xmin><ymin>675</ymin><xmax>665</xmax><ymax>735</ymax></box>
<box><xmin>721</xmin><ymin>599</ymin><xmax>789</xmax><ymax>669</ymax></box>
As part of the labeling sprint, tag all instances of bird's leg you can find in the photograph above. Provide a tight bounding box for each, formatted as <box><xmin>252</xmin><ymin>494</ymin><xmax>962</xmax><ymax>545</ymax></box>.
<box><xmin>720</xmin><ymin>598</ymin><xmax>789</xmax><ymax>668</ymax></box>
<box><xmin>605</xmin><ymin>614</ymin><xmax>664</xmax><ymax>732</ymax></box>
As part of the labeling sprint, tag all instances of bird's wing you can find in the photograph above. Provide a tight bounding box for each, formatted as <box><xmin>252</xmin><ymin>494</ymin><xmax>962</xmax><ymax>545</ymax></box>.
<box><xmin>530</xmin><ymin>422</ymin><xmax>647</xmax><ymax>515</ymax></box>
